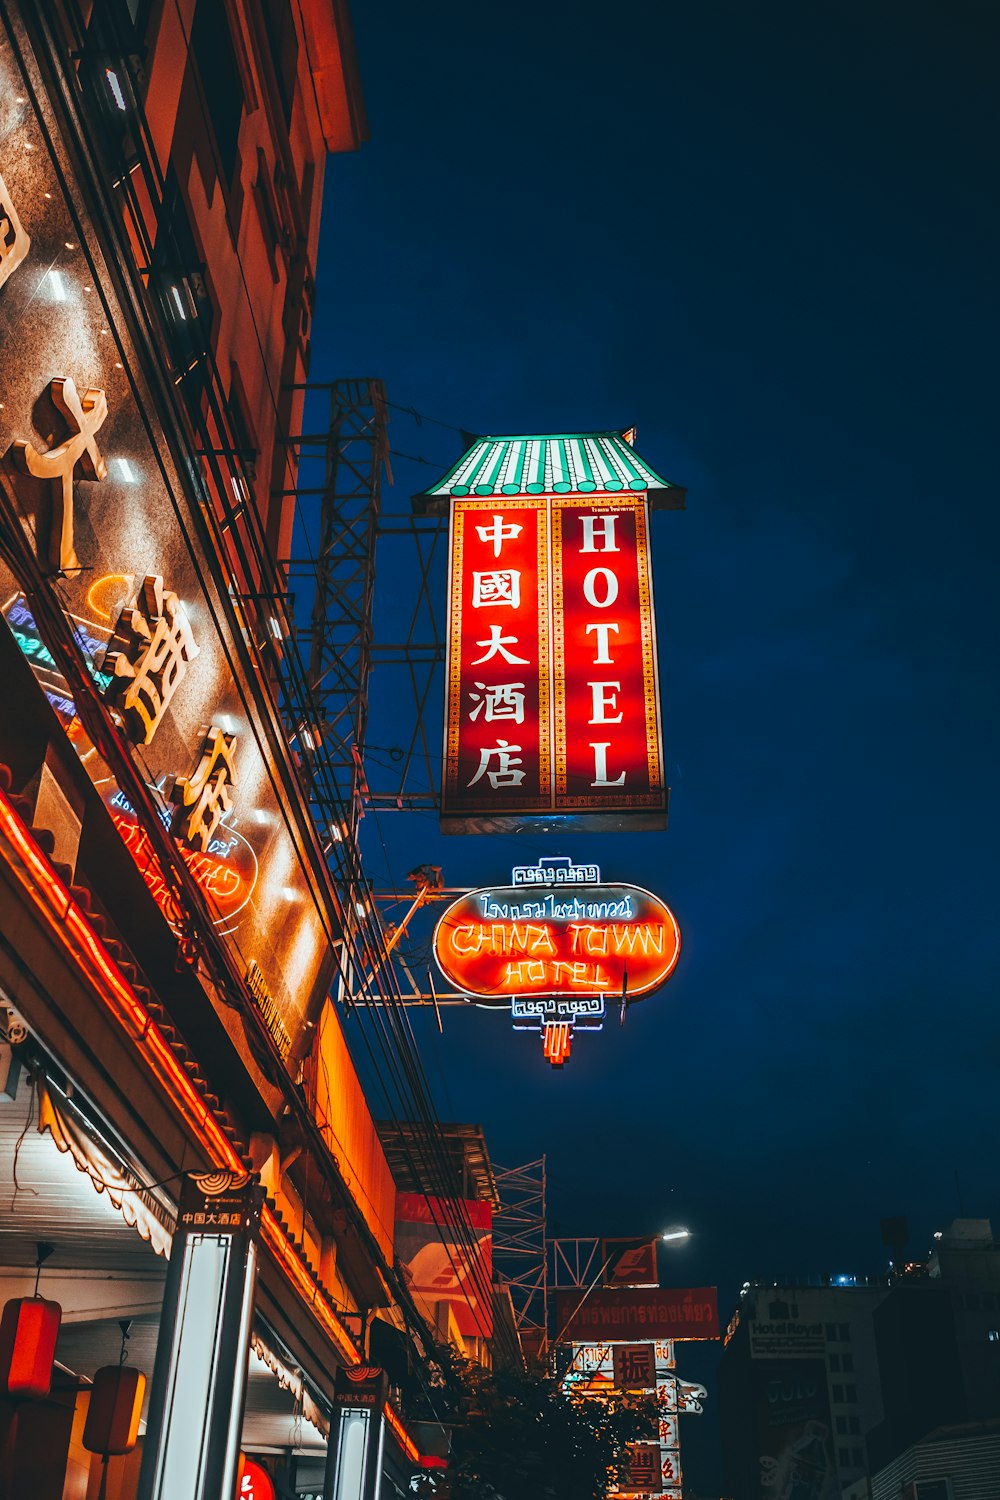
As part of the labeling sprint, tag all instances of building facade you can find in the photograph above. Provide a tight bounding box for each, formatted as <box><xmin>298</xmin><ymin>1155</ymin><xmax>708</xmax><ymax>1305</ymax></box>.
<box><xmin>719</xmin><ymin>1278</ymin><xmax>889</xmax><ymax>1498</ymax></box>
<box><xmin>0</xmin><ymin>3</ymin><xmax>501</xmax><ymax>1497</ymax></box>
<box><xmin>719</xmin><ymin>1223</ymin><xmax>1000</xmax><ymax>1500</ymax></box>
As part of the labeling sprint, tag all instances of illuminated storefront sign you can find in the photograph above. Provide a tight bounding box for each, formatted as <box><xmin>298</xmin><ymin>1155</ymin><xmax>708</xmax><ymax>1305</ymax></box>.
<box><xmin>433</xmin><ymin>858</ymin><xmax>679</xmax><ymax>1002</ymax></box>
<box><xmin>106</xmin><ymin>788</ymin><xmax>258</xmax><ymax>936</ymax></box>
<box><xmin>443</xmin><ymin>492</ymin><xmax>666</xmax><ymax>832</ymax></box>
<box><xmin>433</xmin><ymin>856</ymin><xmax>679</xmax><ymax>1066</ymax></box>
<box><xmin>0</xmin><ymin>77</ymin><xmax>337</xmax><ymax>1066</ymax></box>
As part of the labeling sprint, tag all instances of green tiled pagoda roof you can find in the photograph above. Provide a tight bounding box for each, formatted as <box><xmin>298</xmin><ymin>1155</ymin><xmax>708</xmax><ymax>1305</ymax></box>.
<box><xmin>413</xmin><ymin>432</ymin><xmax>686</xmax><ymax>511</ymax></box>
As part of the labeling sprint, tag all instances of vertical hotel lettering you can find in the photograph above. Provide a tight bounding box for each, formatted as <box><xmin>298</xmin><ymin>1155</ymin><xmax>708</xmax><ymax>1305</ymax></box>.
<box><xmin>423</xmin><ymin>433</ymin><xmax>686</xmax><ymax>832</ymax></box>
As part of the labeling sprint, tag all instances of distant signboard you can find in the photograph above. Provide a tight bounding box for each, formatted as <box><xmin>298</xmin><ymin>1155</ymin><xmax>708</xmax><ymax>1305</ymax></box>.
<box><xmin>751</xmin><ymin>1359</ymin><xmax>838</xmax><ymax>1500</ymax></box>
<box><xmin>603</xmin><ymin>1237</ymin><xmax>660</xmax><ymax>1288</ymax></box>
<box><xmin>396</xmin><ymin>1193</ymin><xmax>493</xmax><ymax>1339</ymax></box>
<box><xmin>749</xmin><ymin>1318</ymin><xmax>826</xmax><ymax>1359</ymax></box>
<box><xmin>556</xmin><ymin>1287</ymin><xmax>719</xmax><ymax>1343</ymax></box>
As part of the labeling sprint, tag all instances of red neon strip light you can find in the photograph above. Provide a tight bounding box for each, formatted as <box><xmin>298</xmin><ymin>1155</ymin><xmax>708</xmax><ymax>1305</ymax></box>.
<box><xmin>542</xmin><ymin>1022</ymin><xmax>571</xmax><ymax>1066</ymax></box>
<box><xmin>383</xmin><ymin>1402</ymin><xmax>420</xmax><ymax>1462</ymax></box>
<box><xmin>0</xmin><ymin>791</ymin><xmax>408</xmax><ymax>1386</ymax></box>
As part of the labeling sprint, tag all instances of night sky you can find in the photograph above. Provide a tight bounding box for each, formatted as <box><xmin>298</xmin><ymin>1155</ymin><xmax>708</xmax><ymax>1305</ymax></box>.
<box><xmin>308</xmin><ymin>1</ymin><xmax>999</xmax><ymax>1484</ymax></box>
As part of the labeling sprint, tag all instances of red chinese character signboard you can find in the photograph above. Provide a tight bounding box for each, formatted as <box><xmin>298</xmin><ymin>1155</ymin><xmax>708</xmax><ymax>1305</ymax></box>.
<box><xmin>443</xmin><ymin>494</ymin><xmax>666</xmax><ymax>832</ymax></box>
<box><xmin>626</xmin><ymin>1443</ymin><xmax>663</xmax><ymax>1494</ymax></box>
<box><xmin>613</xmin><ymin>1343</ymin><xmax>657</xmax><ymax>1390</ymax></box>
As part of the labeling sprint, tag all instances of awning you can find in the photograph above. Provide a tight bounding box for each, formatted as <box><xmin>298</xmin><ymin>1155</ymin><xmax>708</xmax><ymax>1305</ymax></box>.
<box><xmin>413</xmin><ymin>431</ymin><xmax>686</xmax><ymax>509</ymax></box>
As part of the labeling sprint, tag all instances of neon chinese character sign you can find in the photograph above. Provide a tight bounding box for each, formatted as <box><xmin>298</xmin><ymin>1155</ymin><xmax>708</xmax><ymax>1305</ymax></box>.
<box><xmin>422</xmin><ymin>433</ymin><xmax>685</xmax><ymax>833</ymax></box>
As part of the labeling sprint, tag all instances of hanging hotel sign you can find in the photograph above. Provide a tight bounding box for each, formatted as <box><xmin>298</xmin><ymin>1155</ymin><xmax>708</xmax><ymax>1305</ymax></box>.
<box><xmin>433</xmin><ymin>857</ymin><xmax>680</xmax><ymax>1066</ymax></box>
<box><xmin>442</xmin><ymin>494</ymin><xmax>666</xmax><ymax>833</ymax></box>
<box><xmin>433</xmin><ymin>858</ymin><xmax>680</xmax><ymax>1002</ymax></box>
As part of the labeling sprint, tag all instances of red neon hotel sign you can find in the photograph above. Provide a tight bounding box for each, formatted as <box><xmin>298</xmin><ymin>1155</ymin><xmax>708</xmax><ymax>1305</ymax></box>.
<box><xmin>443</xmin><ymin>494</ymin><xmax>666</xmax><ymax>832</ymax></box>
<box><xmin>433</xmin><ymin>857</ymin><xmax>680</xmax><ymax>1005</ymax></box>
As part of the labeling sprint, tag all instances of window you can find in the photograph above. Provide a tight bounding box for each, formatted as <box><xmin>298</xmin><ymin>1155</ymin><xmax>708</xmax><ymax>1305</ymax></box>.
<box><xmin>842</xmin><ymin>1353</ymin><xmax>854</xmax><ymax>1371</ymax></box>
<box><xmin>907</xmin><ymin>1481</ymin><xmax>953</xmax><ymax>1500</ymax></box>
<box><xmin>839</xmin><ymin>1322</ymin><xmax>850</xmax><ymax>1341</ymax></box>
<box><xmin>838</xmin><ymin>1447</ymin><xmax>850</xmax><ymax>1468</ymax></box>
<box><xmin>832</xmin><ymin>1384</ymin><xmax>844</xmax><ymax>1403</ymax></box>
<box><xmin>190</xmin><ymin>0</ymin><xmax>245</xmax><ymax>185</ymax></box>
<box><xmin>260</xmin><ymin>0</ymin><xmax>298</xmax><ymax>125</ymax></box>
<box><xmin>829</xmin><ymin>1353</ymin><xmax>841</xmax><ymax>1372</ymax></box>
<box><xmin>845</xmin><ymin>1384</ymin><xmax>858</xmax><ymax>1403</ymax></box>
<box><xmin>848</xmin><ymin>1416</ymin><xmax>861</xmax><ymax>1434</ymax></box>
<box><xmin>852</xmin><ymin>1447</ymin><xmax>863</xmax><ymax>1466</ymax></box>
<box><xmin>825</xmin><ymin>1322</ymin><xmax>837</xmax><ymax>1342</ymax></box>
<box><xmin>835</xmin><ymin>1416</ymin><xmax>847</xmax><ymax>1435</ymax></box>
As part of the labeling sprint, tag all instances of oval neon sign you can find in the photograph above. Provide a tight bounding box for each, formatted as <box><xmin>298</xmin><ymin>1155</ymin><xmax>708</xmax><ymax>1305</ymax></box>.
<box><xmin>433</xmin><ymin>882</ymin><xmax>680</xmax><ymax>1002</ymax></box>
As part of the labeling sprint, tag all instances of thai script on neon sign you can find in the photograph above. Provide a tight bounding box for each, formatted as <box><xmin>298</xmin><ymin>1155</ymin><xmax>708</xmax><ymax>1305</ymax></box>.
<box><xmin>433</xmin><ymin>880</ymin><xmax>680</xmax><ymax>1001</ymax></box>
<box><xmin>511</xmin><ymin>856</ymin><xmax>600</xmax><ymax>886</ymax></box>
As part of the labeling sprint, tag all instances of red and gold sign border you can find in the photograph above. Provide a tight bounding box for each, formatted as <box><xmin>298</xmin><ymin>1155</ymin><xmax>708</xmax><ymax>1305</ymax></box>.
<box><xmin>444</xmin><ymin>493</ymin><xmax>665</xmax><ymax>819</ymax></box>
<box><xmin>443</xmin><ymin>497</ymin><xmax>550</xmax><ymax>812</ymax></box>
<box><xmin>551</xmin><ymin>495</ymin><xmax>665</xmax><ymax>811</ymax></box>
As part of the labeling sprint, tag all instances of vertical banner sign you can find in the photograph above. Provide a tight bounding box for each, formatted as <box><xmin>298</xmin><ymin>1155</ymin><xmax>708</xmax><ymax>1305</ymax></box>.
<box><xmin>443</xmin><ymin>495</ymin><xmax>665</xmax><ymax>831</ymax></box>
<box><xmin>138</xmin><ymin>1172</ymin><xmax>263</xmax><ymax>1500</ymax></box>
<box><xmin>751</xmin><ymin>1359</ymin><xmax>838</xmax><ymax>1500</ymax></box>
<box><xmin>552</xmin><ymin>500</ymin><xmax>662</xmax><ymax>812</ymax></box>
<box><xmin>626</xmin><ymin>1442</ymin><xmax>664</xmax><ymax>1494</ymax></box>
<box><xmin>445</xmin><ymin>499</ymin><xmax>549</xmax><ymax>814</ymax></box>
<box><xmin>326</xmin><ymin>1366</ymin><xmax>389</xmax><ymax>1500</ymax></box>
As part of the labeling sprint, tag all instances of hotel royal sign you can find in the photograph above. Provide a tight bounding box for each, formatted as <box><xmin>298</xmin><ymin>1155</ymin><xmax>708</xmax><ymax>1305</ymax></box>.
<box><xmin>414</xmin><ymin>431</ymin><xmax>686</xmax><ymax>834</ymax></box>
<box><xmin>433</xmin><ymin>857</ymin><xmax>681</xmax><ymax>1066</ymax></box>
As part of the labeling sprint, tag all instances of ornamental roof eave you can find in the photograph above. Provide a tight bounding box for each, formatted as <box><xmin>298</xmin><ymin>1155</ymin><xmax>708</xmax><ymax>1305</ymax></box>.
<box><xmin>411</xmin><ymin>431</ymin><xmax>687</xmax><ymax>514</ymax></box>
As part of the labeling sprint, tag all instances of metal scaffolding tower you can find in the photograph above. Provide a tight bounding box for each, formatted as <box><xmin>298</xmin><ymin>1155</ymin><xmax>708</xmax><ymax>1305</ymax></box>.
<box><xmin>493</xmin><ymin>1157</ymin><xmax>548</xmax><ymax>1359</ymax></box>
<box><xmin>285</xmin><ymin>379</ymin><xmax>388</xmax><ymax>828</ymax></box>
<box><xmin>285</xmin><ymin>380</ymin><xmax>446</xmax><ymax>826</ymax></box>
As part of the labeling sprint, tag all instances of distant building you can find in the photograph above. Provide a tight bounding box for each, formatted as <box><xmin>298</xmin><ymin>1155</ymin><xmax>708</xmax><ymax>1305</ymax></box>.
<box><xmin>866</xmin><ymin>1220</ymin><xmax>1000</xmax><ymax>1473</ymax></box>
<box><xmin>719</xmin><ymin>1221</ymin><xmax>1000</xmax><ymax>1500</ymax></box>
<box><xmin>868</xmin><ymin>1418</ymin><xmax>1000</xmax><ymax>1500</ymax></box>
<box><xmin>719</xmin><ymin>1277</ymin><xmax>888</xmax><ymax>1497</ymax></box>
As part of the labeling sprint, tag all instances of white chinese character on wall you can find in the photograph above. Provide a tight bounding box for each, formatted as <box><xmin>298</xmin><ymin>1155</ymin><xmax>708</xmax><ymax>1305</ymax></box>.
<box><xmin>104</xmin><ymin>575</ymin><xmax>200</xmax><ymax>745</ymax></box>
<box><xmin>11</xmin><ymin>377</ymin><xmax>108</xmax><ymax>572</ymax></box>
<box><xmin>172</xmin><ymin>727</ymin><xmax>238</xmax><ymax>852</ymax></box>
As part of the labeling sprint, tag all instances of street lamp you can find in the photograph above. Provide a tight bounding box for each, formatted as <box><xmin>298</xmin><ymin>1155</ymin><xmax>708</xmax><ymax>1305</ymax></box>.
<box><xmin>661</xmin><ymin>1228</ymin><xmax>690</xmax><ymax>1243</ymax></box>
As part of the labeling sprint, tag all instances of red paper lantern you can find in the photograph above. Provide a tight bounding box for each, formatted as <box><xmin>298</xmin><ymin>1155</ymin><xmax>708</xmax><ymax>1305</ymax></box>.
<box><xmin>0</xmin><ymin>1296</ymin><xmax>62</xmax><ymax>1397</ymax></box>
<box><xmin>83</xmin><ymin>1365</ymin><xmax>146</xmax><ymax>1455</ymax></box>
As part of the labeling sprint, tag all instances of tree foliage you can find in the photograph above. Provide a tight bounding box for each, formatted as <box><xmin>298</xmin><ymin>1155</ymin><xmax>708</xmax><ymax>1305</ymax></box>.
<box><xmin>412</xmin><ymin>1357</ymin><xmax>659</xmax><ymax>1500</ymax></box>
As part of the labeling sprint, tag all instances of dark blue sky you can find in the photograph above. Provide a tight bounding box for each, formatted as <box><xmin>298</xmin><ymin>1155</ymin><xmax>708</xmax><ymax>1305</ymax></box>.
<box><xmin>309</xmin><ymin>0</ymin><xmax>999</xmax><ymax>1481</ymax></box>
